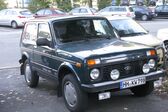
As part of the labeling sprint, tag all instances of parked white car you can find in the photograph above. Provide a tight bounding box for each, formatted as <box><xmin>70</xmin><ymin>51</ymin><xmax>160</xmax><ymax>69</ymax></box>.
<box><xmin>157</xmin><ymin>28</ymin><xmax>168</xmax><ymax>58</ymax></box>
<box><xmin>106</xmin><ymin>16</ymin><xmax>164</xmax><ymax>65</ymax></box>
<box><xmin>98</xmin><ymin>6</ymin><xmax>135</xmax><ymax>18</ymax></box>
<box><xmin>0</xmin><ymin>8</ymin><xmax>33</xmax><ymax>28</ymax></box>
<box><xmin>69</xmin><ymin>7</ymin><xmax>97</xmax><ymax>15</ymax></box>
<box><xmin>157</xmin><ymin>28</ymin><xmax>168</xmax><ymax>41</ymax></box>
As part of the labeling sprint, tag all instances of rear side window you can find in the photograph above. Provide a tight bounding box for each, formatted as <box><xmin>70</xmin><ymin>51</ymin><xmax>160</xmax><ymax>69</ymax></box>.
<box><xmin>38</xmin><ymin>23</ymin><xmax>51</xmax><ymax>41</ymax></box>
<box><xmin>20</xmin><ymin>10</ymin><xmax>32</xmax><ymax>15</ymax></box>
<box><xmin>22</xmin><ymin>23</ymin><xmax>37</xmax><ymax>45</ymax></box>
<box><xmin>110</xmin><ymin>7</ymin><xmax>126</xmax><ymax>12</ymax></box>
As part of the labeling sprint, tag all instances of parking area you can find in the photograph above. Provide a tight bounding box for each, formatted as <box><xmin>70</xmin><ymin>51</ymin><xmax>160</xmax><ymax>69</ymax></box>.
<box><xmin>1</xmin><ymin>68</ymin><xmax>168</xmax><ymax>112</ymax></box>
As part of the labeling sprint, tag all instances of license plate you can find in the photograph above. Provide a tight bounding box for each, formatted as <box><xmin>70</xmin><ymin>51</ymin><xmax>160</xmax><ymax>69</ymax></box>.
<box><xmin>120</xmin><ymin>77</ymin><xmax>146</xmax><ymax>89</ymax></box>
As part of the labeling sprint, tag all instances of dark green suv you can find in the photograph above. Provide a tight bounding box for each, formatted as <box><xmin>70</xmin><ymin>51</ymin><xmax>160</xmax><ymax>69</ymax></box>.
<box><xmin>19</xmin><ymin>16</ymin><xmax>165</xmax><ymax>112</ymax></box>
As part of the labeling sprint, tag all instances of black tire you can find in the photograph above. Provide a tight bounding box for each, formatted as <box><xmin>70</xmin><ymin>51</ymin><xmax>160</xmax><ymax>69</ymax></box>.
<box><xmin>130</xmin><ymin>81</ymin><xmax>154</xmax><ymax>97</ymax></box>
<box><xmin>62</xmin><ymin>74</ymin><xmax>88</xmax><ymax>112</ymax></box>
<box><xmin>11</xmin><ymin>21</ymin><xmax>18</xmax><ymax>29</ymax></box>
<box><xmin>23</xmin><ymin>60</ymin><xmax>39</xmax><ymax>87</ymax></box>
<box><xmin>141</xmin><ymin>15</ymin><xmax>148</xmax><ymax>21</ymax></box>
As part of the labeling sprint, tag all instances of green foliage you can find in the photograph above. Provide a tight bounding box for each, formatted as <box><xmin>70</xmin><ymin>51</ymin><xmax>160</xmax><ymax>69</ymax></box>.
<box><xmin>116</xmin><ymin>0</ymin><xmax>121</xmax><ymax>5</ymax></box>
<box><xmin>0</xmin><ymin>0</ymin><xmax>7</xmax><ymax>10</ymax></box>
<box><xmin>98</xmin><ymin>0</ymin><xmax>111</xmax><ymax>10</ymax></box>
<box><xmin>55</xmin><ymin>0</ymin><xmax>72</xmax><ymax>11</ymax></box>
<box><xmin>28</xmin><ymin>0</ymin><xmax>51</xmax><ymax>12</ymax></box>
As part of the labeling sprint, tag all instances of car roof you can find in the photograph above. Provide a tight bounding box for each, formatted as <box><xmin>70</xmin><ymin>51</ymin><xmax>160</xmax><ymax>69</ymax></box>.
<box><xmin>106</xmin><ymin>5</ymin><xmax>130</xmax><ymax>8</ymax></box>
<box><xmin>28</xmin><ymin>15</ymin><xmax>107</xmax><ymax>23</ymax></box>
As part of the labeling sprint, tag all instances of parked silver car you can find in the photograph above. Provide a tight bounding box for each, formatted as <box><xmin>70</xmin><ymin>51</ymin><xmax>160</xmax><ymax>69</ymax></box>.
<box><xmin>98</xmin><ymin>6</ymin><xmax>135</xmax><ymax>18</ymax></box>
<box><xmin>69</xmin><ymin>7</ymin><xmax>97</xmax><ymax>15</ymax></box>
<box><xmin>106</xmin><ymin>16</ymin><xmax>165</xmax><ymax>66</ymax></box>
<box><xmin>0</xmin><ymin>8</ymin><xmax>33</xmax><ymax>28</ymax></box>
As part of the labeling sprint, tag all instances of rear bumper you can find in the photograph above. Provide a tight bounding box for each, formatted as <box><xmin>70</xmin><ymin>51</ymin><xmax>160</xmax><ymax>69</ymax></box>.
<box><xmin>81</xmin><ymin>70</ymin><xmax>165</xmax><ymax>93</ymax></box>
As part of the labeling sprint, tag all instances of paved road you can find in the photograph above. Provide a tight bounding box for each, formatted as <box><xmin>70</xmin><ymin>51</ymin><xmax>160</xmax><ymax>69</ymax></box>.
<box><xmin>0</xmin><ymin>68</ymin><xmax>168</xmax><ymax>112</ymax></box>
<box><xmin>138</xmin><ymin>19</ymin><xmax>168</xmax><ymax>36</ymax></box>
<box><xmin>0</xmin><ymin>27</ymin><xmax>21</xmax><ymax>68</ymax></box>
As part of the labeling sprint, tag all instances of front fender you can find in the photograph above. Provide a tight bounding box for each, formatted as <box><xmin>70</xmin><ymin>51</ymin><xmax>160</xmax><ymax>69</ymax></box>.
<box><xmin>58</xmin><ymin>62</ymin><xmax>81</xmax><ymax>83</ymax></box>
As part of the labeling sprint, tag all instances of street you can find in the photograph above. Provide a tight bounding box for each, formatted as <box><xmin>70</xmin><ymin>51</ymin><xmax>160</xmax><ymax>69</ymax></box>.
<box><xmin>0</xmin><ymin>19</ymin><xmax>168</xmax><ymax>112</ymax></box>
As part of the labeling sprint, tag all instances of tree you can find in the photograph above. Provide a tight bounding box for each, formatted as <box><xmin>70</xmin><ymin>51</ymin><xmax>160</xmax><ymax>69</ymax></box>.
<box><xmin>28</xmin><ymin>0</ymin><xmax>51</xmax><ymax>12</ymax></box>
<box><xmin>98</xmin><ymin>0</ymin><xmax>111</xmax><ymax>10</ymax></box>
<box><xmin>55</xmin><ymin>0</ymin><xmax>72</xmax><ymax>11</ymax></box>
<box><xmin>0</xmin><ymin>0</ymin><xmax>7</xmax><ymax>10</ymax></box>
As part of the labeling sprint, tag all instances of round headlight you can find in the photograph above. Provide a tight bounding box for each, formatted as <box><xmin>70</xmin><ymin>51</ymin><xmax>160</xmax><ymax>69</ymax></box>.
<box><xmin>148</xmin><ymin>59</ymin><xmax>155</xmax><ymax>68</ymax></box>
<box><xmin>142</xmin><ymin>64</ymin><xmax>150</xmax><ymax>73</ymax></box>
<box><xmin>90</xmin><ymin>69</ymin><xmax>100</xmax><ymax>80</ymax></box>
<box><xmin>110</xmin><ymin>69</ymin><xmax>120</xmax><ymax>80</ymax></box>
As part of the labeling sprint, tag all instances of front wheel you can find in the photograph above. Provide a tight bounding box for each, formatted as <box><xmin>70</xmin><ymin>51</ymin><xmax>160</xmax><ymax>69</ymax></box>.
<box><xmin>24</xmin><ymin>60</ymin><xmax>39</xmax><ymax>87</ymax></box>
<box><xmin>141</xmin><ymin>15</ymin><xmax>148</xmax><ymax>21</ymax></box>
<box><xmin>130</xmin><ymin>81</ymin><xmax>154</xmax><ymax>97</ymax></box>
<box><xmin>62</xmin><ymin>74</ymin><xmax>88</xmax><ymax>112</ymax></box>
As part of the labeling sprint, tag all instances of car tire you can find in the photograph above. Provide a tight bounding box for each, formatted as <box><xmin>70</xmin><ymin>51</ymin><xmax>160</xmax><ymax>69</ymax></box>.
<box><xmin>11</xmin><ymin>21</ymin><xmax>18</xmax><ymax>29</ymax></box>
<box><xmin>141</xmin><ymin>15</ymin><xmax>148</xmax><ymax>21</ymax></box>
<box><xmin>23</xmin><ymin>60</ymin><xmax>39</xmax><ymax>87</ymax></box>
<box><xmin>130</xmin><ymin>81</ymin><xmax>154</xmax><ymax>97</ymax></box>
<box><xmin>62</xmin><ymin>74</ymin><xmax>88</xmax><ymax>112</ymax></box>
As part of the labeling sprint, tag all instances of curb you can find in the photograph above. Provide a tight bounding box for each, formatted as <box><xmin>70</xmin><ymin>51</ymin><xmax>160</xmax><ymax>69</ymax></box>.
<box><xmin>0</xmin><ymin>66</ymin><xmax>19</xmax><ymax>70</ymax></box>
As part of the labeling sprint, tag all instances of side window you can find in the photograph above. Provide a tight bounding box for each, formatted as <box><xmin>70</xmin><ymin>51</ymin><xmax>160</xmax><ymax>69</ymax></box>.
<box><xmin>22</xmin><ymin>23</ymin><xmax>37</xmax><ymax>45</ymax></box>
<box><xmin>71</xmin><ymin>9</ymin><xmax>79</xmax><ymax>13</ymax></box>
<box><xmin>80</xmin><ymin>8</ymin><xmax>88</xmax><ymax>13</ymax></box>
<box><xmin>0</xmin><ymin>10</ymin><xmax>7</xmax><ymax>15</ymax></box>
<box><xmin>6</xmin><ymin>11</ymin><xmax>13</xmax><ymax>15</ymax></box>
<box><xmin>44</xmin><ymin>10</ymin><xmax>52</xmax><ymax>15</ymax></box>
<box><xmin>36</xmin><ymin>10</ymin><xmax>44</xmax><ymax>15</ymax></box>
<box><xmin>38</xmin><ymin>23</ymin><xmax>51</xmax><ymax>41</ymax></box>
<box><xmin>12</xmin><ymin>11</ymin><xmax>17</xmax><ymax>15</ymax></box>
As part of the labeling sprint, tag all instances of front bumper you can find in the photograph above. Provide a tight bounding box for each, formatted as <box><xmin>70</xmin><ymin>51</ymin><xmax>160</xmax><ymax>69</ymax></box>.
<box><xmin>81</xmin><ymin>70</ymin><xmax>165</xmax><ymax>93</ymax></box>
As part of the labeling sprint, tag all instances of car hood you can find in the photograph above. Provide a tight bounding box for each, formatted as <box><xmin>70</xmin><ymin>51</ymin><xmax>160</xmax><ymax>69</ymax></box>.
<box><xmin>121</xmin><ymin>34</ymin><xmax>162</xmax><ymax>47</ymax></box>
<box><xmin>57</xmin><ymin>39</ymin><xmax>151</xmax><ymax>59</ymax></box>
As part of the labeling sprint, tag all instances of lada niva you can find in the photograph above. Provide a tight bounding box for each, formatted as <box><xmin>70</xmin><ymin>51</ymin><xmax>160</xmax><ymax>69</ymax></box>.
<box><xmin>19</xmin><ymin>16</ymin><xmax>165</xmax><ymax>112</ymax></box>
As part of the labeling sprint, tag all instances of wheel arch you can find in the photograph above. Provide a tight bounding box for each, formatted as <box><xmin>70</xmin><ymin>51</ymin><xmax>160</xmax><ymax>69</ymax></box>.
<box><xmin>57</xmin><ymin>62</ymin><xmax>81</xmax><ymax>97</ymax></box>
<box><xmin>19</xmin><ymin>52</ymin><xmax>29</xmax><ymax>75</ymax></box>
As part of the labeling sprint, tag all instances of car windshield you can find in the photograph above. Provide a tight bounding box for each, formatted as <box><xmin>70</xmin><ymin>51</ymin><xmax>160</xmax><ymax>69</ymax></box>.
<box><xmin>110</xmin><ymin>19</ymin><xmax>148</xmax><ymax>37</ymax></box>
<box><xmin>53</xmin><ymin>18</ymin><xmax>116</xmax><ymax>43</ymax></box>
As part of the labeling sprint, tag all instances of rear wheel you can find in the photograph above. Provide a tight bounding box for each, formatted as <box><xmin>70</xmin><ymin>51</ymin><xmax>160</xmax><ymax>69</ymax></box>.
<box><xmin>11</xmin><ymin>21</ymin><xmax>18</xmax><ymax>29</ymax></box>
<box><xmin>141</xmin><ymin>15</ymin><xmax>148</xmax><ymax>21</ymax></box>
<box><xmin>62</xmin><ymin>74</ymin><xmax>88</xmax><ymax>112</ymax></box>
<box><xmin>130</xmin><ymin>81</ymin><xmax>154</xmax><ymax>97</ymax></box>
<box><xmin>24</xmin><ymin>60</ymin><xmax>39</xmax><ymax>87</ymax></box>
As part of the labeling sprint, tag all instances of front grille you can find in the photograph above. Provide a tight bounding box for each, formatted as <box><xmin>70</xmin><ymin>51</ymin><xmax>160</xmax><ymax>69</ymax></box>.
<box><xmin>163</xmin><ymin>40</ymin><xmax>168</xmax><ymax>60</ymax></box>
<box><xmin>102</xmin><ymin>60</ymin><xmax>146</xmax><ymax>81</ymax></box>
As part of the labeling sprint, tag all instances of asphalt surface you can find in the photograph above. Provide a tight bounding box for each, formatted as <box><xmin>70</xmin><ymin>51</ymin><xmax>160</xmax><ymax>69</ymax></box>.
<box><xmin>1</xmin><ymin>68</ymin><xmax>168</xmax><ymax>112</ymax></box>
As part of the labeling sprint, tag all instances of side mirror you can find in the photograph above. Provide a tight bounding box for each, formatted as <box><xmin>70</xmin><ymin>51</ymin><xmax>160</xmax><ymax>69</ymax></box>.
<box><xmin>36</xmin><ymin>38</ymin><xmax>51</xmax><ymax>47</ymax></box>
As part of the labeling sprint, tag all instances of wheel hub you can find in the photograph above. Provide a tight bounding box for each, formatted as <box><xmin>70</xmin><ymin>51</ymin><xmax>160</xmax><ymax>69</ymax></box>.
<box><xmin>25</xmin><ymin>64</ymin><xmax>31</xmax><ymax>83</ymax></box>
<box><xmin>64</xmin><ymin>81</ymin><xmax>77</xmax><ymax>107</ymax></box>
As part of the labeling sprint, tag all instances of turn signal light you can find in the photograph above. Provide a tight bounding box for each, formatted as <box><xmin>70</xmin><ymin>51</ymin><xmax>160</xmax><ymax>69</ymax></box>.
<box><xmin>87</xmin><ymin>59</ymin><xmax>100</xmax><ymax>67</ymax></box>
<box><xmin>146</xmin><ymin>50</ymin><xmax>156</xmax><ymax>56</ymax></box>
